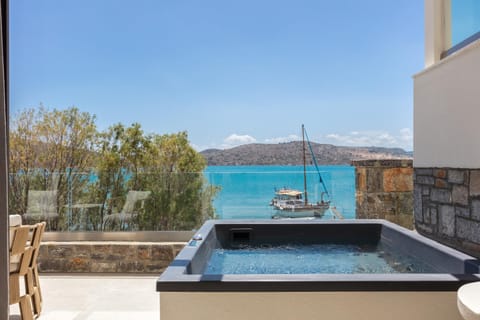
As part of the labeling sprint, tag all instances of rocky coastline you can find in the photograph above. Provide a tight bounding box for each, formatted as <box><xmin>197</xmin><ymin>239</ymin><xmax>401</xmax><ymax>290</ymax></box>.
<box><xmin>200</xmin><ymin>141</ymin><xmax>412</xmax><ymax>166</ymax></box>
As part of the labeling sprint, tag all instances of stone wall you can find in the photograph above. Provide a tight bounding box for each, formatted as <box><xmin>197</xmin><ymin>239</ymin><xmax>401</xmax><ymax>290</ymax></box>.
<box><xmin>414</xmin><ymin>168</ymin><xmax>480</xmax><ymax>258</ymax></box>
<box><xmin>38</xmin><ymin>241</ymin><xmax>186</xmax><ymax>273</ymax></box>
<box><xmin>353</xmin><ymin>159</ymin><xmax>413</xmax><ymax>229</ymax></box>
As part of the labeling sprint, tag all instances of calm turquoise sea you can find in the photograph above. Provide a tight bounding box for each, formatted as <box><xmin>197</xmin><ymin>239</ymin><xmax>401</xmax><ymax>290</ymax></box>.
<box><xmin>204</xmin><ymin>165</ymin><xmax>355</xmax><ymax>220</ymax></box>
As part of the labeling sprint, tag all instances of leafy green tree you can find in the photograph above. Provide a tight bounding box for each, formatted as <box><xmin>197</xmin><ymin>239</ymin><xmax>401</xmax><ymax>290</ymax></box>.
<box><xmin>10</xmin><ymin>107</ymin><xmax>218</xmax><ymax>231</ymax></box>
<box><xmin>119</xmin><ymin>123</ymin><xmax>151</xmax><ymax>190</ymax></box>
<box><xmin>89</xmin><ymin>123</ymin><xmax>151</xmax><ymax>228</ymax></box>
<box><xmin>36</xmin><ymin>106</ymin><xmax>97</xmax><ymax>181</ymax></box>
<box><xmin>9</xmin><ymin>106</ymin><xmax>97</xmax><ymax>230</ymax></box>
<box><xmin>9</xmin><ymin>108</ymin><xmax>40</xmax><ymax>215</ymax></box>
<box><xmin>139</xmin><ymin>131</ymin><xmax>218</xmax><ymax>230</ymax></box>
<box><xmin>85</xmin><ymin>124</ymin><xmax>129</xmax><ymax>228</ymax></box>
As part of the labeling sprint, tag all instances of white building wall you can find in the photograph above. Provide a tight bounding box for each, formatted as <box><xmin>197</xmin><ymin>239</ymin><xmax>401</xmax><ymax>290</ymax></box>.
<box><xmin>414</xmin><ymin>40</ymin><xmax>480</xmax><ymax>168</ymax></box>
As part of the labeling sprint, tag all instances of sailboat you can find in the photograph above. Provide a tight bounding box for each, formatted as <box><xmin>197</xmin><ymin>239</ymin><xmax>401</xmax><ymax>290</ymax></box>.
<box><xmin>271</xmin><ymin>125</ymin><xmax>331</xmax><ymax>219</ymax></box>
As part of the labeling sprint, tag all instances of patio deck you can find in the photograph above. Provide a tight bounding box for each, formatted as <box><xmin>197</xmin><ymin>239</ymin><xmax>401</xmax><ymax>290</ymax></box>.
<box><xmin>9</xmin><ymin>274</ymin><xmax>159</xmax><ymax>320</ymax></box>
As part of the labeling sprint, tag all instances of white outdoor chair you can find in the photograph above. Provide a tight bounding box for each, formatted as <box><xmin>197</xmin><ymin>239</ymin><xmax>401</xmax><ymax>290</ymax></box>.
<box><xmin>102</xmin><ymin>191</ymin><xmax>151</xmax><ymax>230</ymax></box>
<box><xmin>23</xmin><ymin>190</ymin><xmax>59</xmax><ymax>229</ymax></box>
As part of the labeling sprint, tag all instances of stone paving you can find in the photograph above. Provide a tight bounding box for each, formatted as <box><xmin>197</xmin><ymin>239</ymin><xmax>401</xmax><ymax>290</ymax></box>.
<box><xmin>9</xmin><ymin>274</ymin><xmax>159</xmax><ymax>320</ymax></box>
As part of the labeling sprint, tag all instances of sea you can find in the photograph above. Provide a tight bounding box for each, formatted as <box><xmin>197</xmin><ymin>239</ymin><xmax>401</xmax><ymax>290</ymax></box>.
<box><xmin>204</xmin><ymin>165</ymin><xmax>355</xmax><ymax>220</ymax></box>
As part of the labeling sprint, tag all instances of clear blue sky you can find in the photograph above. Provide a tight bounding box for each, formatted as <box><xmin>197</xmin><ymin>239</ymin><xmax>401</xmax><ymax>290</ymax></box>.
<box><xmin>10</xmin><ymin>0</ymin><xmax>423</xmax><ymax>151</ymax></box>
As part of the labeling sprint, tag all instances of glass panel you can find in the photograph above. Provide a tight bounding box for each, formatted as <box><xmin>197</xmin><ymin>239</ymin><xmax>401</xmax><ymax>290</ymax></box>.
<box><xmin>451</xmin><ymin>0</ymin><xmax>480</xmax><ymax>47</ymax></box>
<box><xmin>9</xmin><ymin>167</ymin><xmax>356</xmax><ymax>232</ymax></box>
<box><xmin>206</xmin><ymin>165</ymin><xmax>355</xmax><ymax>220</ymax></box>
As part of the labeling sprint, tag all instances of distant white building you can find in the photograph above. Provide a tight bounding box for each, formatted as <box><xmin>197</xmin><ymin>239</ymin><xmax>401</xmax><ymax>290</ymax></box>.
<box><xmin>414</xmin><ymin>0</ymin><xmax>480</xmax><ymax>256</ymax></box>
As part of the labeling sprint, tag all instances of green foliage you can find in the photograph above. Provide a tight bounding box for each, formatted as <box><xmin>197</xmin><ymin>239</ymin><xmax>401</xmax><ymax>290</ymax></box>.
<box><xmin>94</xmin><ymin>128</ymin><xmax>218</xmax><ymax>231</ymax></box>
<box><xmin>9</xmin><ymin>107</ymin><xmax>97</xmax><ymax>230</ymax></box>
<box><xmin>85</xmin><ymin>124</ymin><xmax>129</xmax><ymax>227</ymax></box>
<box><xmin>9</xmin><ymin>106</ymin><xmax>219</xmax><ymax>231</ymax></box>
<box><xmin>138</xmin><ymin>132</ymin><xmax>219</xmax><ymax>230</ymax></box>
<box><xmin>9</xmin><ymin>108</ymin><xmax>40</xmax><ymax>216</ymax></box>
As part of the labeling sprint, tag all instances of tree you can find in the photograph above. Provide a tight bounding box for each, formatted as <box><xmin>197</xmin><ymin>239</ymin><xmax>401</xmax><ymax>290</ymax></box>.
<box><xmin>9</xmin><ymin>107</ymin><xmax>218</xmax><ymax>231</ymax></box>
<box><xmin>9</xmin><ymin>108</ymin><xmax>40</xmax><ymax>215</ymax></box>
<box><xmin>118</xmin><ymin>123</ymin><xmax>151</xmax><ymax>190</ymax></box>
<box><xmin>94</xmin><ymin>126</ymin><xmax>218</xmax><ymax>231</ymax></box>
<box><xmin>9</xmin><ymin>106</ymin><xmax>97</xmax><ymax>230</ymax></box>
<box><xmin>90</xmin><ymin>123</ymin><xmax>152</xmax><ymax>228</ymax></box>
<box><xmin>139</xmin><ymin>131</ymin><xmax>218</xmax><ymax>230</ymax></box>
<box><xmin>35</xmin><ymin>106</ymin><xmax>97</xmax><ymax>183</ymax></box>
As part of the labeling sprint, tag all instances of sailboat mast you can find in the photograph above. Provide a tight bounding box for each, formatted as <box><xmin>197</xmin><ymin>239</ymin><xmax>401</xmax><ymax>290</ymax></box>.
<box><xmin>302</xmin><ymin>124</ymin><xmax>308</xmax><ymax>205</ymax></box>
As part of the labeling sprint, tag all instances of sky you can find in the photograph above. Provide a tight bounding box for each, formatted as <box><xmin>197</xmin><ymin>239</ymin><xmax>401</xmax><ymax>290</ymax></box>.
<box><xmin>9</xmin><ymin>0</ymin><xmax>423</xmax><ymax>151</ymax></box>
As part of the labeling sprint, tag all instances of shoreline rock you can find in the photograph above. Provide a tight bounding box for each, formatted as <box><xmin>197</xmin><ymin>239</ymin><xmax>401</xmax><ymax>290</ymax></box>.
<box><xmin>200</xmin><ymin>141</ymin><xmax>412</xmax><ymax>166</ymax></box>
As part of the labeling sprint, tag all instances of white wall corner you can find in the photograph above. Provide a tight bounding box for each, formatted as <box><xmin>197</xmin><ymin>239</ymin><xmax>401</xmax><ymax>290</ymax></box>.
<box><xmin>414</xmin><ymin>41</ymin><xmax>480</xmax><ymax>168</ymax></box>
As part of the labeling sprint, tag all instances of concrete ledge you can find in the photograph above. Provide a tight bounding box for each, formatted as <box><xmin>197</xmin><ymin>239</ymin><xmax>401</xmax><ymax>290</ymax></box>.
<box><xmin>352</xmin><ymin>159</ymin><xmax>413</xmax><ymax>168</ymax></box>
<box><xmin>42</xmin><ymin>230</ymin><xmax>194</xmax><ymax>242</ymax></box>
<box><xmin>38</xmin><ymin>241</ymin><xmax>186</xmax><ymax>273</ymax></box>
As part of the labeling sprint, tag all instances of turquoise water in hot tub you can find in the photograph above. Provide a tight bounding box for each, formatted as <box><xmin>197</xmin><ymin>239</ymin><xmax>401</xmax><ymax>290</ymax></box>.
<box><xmin>204</xmin><ymin>243</ymin><xmax>436</xmax><ymax>274</ymax></box>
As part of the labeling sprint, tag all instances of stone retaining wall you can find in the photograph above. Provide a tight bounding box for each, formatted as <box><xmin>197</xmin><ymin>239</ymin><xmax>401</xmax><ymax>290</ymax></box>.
<box><xmin>38</xmin><ymin>241</ymin><xmax>186</xmax><ymax>273</ymax></box>
<box><xmin>353</xmin><ymin>159</ymin><xmax>413</xmax><ymax>229</ymax></box>
<box><xmin>414</xmin><ymin>168</ymin><xmax>480</xmax><ymax>258</ymax></box>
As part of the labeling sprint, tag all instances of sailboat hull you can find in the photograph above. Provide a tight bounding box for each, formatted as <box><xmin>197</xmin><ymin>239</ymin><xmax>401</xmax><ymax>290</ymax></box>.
<box><xmin>272</xmin><ymin>202</ymin><xmax>330</xmax><ymax>219</ymax></box>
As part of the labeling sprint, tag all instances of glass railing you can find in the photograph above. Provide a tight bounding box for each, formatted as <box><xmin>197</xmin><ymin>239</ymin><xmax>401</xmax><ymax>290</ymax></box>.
<box><xmin>8</xmin><ymin>165</ymin><xmax>357</xmax><ymax>232</ymax></box>
<box><xmin>205</xmin><ymin>165</ymin><xmax>355</xmax><ymax>220</ymax></box>
<box><xmin>450</xmin><ymin>0</ymin><xmax>480</xmax><ymax>51</ymax></box>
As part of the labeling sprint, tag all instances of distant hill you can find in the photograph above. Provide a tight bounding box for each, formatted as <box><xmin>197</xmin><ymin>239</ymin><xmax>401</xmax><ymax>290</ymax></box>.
<box><xmin>200</xmin><ymin>141</ymin><xmax>412</xmax><ymax>166</ymax></box>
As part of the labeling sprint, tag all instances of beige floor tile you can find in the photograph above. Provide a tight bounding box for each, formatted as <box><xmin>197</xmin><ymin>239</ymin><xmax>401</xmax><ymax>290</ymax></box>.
<box><xmin>10</xmin><ymin>274</ymin><xmax>160</xmax><ymax>320</ymax></box>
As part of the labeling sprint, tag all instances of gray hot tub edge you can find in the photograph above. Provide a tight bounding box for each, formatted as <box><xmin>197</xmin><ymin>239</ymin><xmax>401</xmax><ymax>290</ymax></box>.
<box><xmin>156</xmin><ymin>219</ymin><xmax>480</xmax><ymax>292</ymax></box>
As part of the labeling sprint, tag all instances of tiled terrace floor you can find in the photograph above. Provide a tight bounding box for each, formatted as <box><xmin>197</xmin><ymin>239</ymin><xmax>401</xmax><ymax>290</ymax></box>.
<box><xmin>9</xmin><ymin>274</ymin><xmax>159</xmax><ymax>320</ymax></box>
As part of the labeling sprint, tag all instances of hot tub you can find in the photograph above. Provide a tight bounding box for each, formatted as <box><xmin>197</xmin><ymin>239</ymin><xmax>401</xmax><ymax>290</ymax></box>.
<box><xmin>157</xmin><ymin>220</ymin><xmax>480</xmax><ymax>320</ymax></box>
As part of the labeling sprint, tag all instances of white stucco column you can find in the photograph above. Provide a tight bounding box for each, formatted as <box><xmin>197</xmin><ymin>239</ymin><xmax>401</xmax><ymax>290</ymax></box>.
<box><xmin>425</xmin><ymin>0</ymin><xmax>451</xmax><ymax>67</ymax></box>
